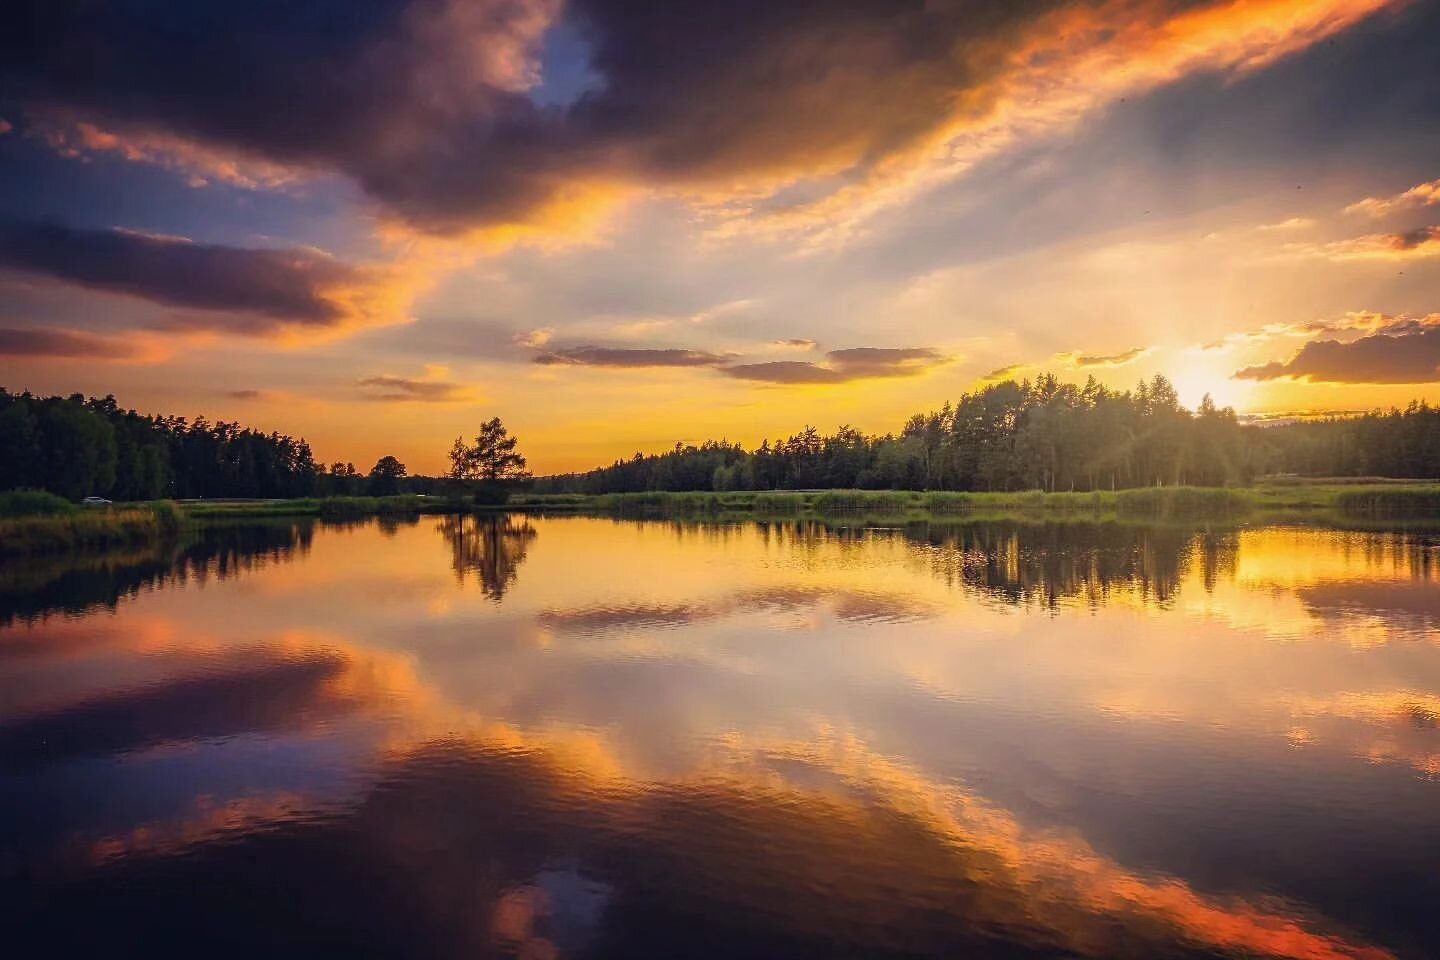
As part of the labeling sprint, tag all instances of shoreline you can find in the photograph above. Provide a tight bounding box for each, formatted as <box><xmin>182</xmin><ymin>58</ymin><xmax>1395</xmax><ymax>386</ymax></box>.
<box><xmin>4</xmin><ymin>482</ymin><xmax>1440</xmax><ymax>560</ymax></box>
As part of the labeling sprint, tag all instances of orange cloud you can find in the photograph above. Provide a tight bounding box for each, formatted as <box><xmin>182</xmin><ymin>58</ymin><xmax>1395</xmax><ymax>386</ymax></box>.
<box><xmin>732</xmin><ymin>0</ymin><xmax>1400</xmax><ymax>248</ymax></box>
<box><xmin>6</xmin><ymin>0</ymin><xmax>1397</xmax><ymax>247</ymax></box>
<box><xmin>36</xmin><ymin>119</ymin><xmax>302</xmax><ymax>190</ymax></box>
<box><xmin>1344</xmin><ymin>177</ymin><xmax>1440</xmax><ymax>218</ymax></box>
<box><xmin>1282</xmin><ymin>226</ymin><xmax>1440</xmax><ymax>261</ymax></box>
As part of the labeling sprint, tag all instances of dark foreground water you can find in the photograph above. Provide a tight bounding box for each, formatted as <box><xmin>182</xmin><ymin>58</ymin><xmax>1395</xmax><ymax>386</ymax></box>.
<box><xmin>3</xmin><ymin>514</ymin><xmax>1439</xmax><ymax>959</ymax></box>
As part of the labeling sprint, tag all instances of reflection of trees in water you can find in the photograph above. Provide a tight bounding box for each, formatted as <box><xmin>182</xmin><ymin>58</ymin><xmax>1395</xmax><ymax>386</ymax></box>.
<box><xmin>437</xmin><ymin>514</ymin><xmax>537</xmax><ymax>601</ymax></box>
<box><xmin>0</xmin><ymin>521</ymin><xmax>314</xmax><ymax>626</ymax></box>
<box><xmin>910</xmin><ymin>521</ymin><xmax>1236</xmax><ymax>608</ymax></box>
<box><xmin>630</xmin><ymin>517</ymin><xmax>1245</xmax><ymax>608</ymax></box>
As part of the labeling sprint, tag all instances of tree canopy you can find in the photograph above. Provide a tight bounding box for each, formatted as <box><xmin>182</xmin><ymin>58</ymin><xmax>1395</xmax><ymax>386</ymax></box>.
<box><xmin>447</xmin><ymin>418</ymin><xmax>530</xmax><ymax>483</ymax></box>
<box><xmin>534</xmin><ymin>374</ymin><xmax>1440</xmax><ymax>494</ymax></box>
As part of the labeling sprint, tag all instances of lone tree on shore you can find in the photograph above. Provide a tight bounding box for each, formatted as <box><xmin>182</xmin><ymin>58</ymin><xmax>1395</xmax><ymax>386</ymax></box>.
<box><xmin>448</xmin><ymin>418</ymin><xmax>530</xmax><ymax>502</ymax></box>
<box><xmin>367</xmin><ymin>455</ymin><xmax>407</xmax><ymax>496</ymax></box>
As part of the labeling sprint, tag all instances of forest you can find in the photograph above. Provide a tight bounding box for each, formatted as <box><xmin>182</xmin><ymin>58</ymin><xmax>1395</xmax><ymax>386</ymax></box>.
<box><xmin>0</xmin><ymin>387</ymin><xmax>408</xmax><ymax>501</ymax></box>
<box><xmin>3</xmin><ymin>374</ymin><xmax>1440</xmax><ymax>502</ymax></box>
<box><xmin>535</xmin><ymin>374</ymin><xmax>1440</xmax><ymax>494</ymax></box>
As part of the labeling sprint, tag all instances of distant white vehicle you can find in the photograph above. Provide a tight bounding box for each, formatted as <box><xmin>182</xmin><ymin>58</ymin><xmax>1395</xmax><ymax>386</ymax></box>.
<box><xmin>81</xmin><ymin>496</ymin><xmax>113</xmax><ymax>506</ymax></box>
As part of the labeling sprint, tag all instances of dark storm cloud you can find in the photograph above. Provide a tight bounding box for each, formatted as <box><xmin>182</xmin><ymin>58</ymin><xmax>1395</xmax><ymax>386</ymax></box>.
<box><xmin>0</xmin><ymin>220</ymin><xmax>379</xmax><ymax>333</ymax></box>
<box><xmin>1234</xmin><ymin>319</ymin><xmax>1440</xmax><ymax>384</ymax></box>
<box><xmin>724</xmin><ymin>347</ymin><xmax>947</xmax><ymax>385</ymax></box>
<box><xmin>534</xmin><ymin>346</ymin><xmax>732</xmax><ymax>368</ymax></box>
<box><xmin>0</xmin><ymin>325</ymin><xmax>139</xmax><ymax>359</ymax></box>
<box><xmin>2</xmin><ymin>0</ymin><xmax>1303</xmax><ymax>234</ymax></box>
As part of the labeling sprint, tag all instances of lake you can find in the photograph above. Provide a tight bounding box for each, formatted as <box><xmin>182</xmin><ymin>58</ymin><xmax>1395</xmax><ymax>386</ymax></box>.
<box><xmin>3</xmin><ymin>514</ymin><xmax>1438</xmax><ymax>959</ymax></box>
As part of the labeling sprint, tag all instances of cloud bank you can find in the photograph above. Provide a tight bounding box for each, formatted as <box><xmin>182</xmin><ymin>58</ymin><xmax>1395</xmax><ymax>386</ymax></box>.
<box><xmin>1235</xmin><ymin>315</ymin><xmax>1440</xmax><ymax>384</ymax></box>
<box><xmin>0</xmin><ymin>220</ymin><xmax>403</xmax><ymax>336</ymax></box>
<box><xmin>0</xmin><ymin>325</ymin><xmax>141</xmax><ymax>359</ymax></box>
<box><xmin>0</xmin><ymin>0</ymin><xmax>1397</xmax><ymax>239</ymax></box>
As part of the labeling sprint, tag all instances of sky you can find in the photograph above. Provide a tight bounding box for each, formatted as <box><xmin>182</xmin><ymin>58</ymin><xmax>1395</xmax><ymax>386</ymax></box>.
<box><xmin>1</xmin><ymin>0</ymin><xmax>1439</xmax><ymax>475</ymax></box>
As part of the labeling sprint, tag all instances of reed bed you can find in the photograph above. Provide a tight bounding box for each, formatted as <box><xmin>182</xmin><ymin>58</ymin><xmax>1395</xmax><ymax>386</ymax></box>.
<box><xmin>0</xmin><ymin>500</ymin><xmax>185</xmax><ymax>557</ymax></box>
<box><xmin>1334</xmin><ymin>486</ymin><xmax>1440</xmax><ymax>515</ymax></box>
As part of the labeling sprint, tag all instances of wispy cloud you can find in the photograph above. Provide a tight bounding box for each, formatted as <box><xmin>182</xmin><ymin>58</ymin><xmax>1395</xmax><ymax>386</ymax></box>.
<box><xmin>512</xmin><ymin>328</ymin><xmax>554</xmax><ymax>349</ymax></box>
<box><xmin>1059</xmin><ymin>347</ymin><xmax>1148</xmax><ymax>368</ymax></box>
<box><xmin>1281</xmin><ymin>226</ymin><xmax>1440</xmax><ymax>261</ymax></box>
<box><xmin>358</xmin><ymin>374</ymin><xmax>473</xmax><ymax>402</ymax></box>
<box><xmin>534</xmin><ymin>346</ymin><xmax>734</xmax><ymax>368</ymax></box>
<box><xmin>1256</xmin><ymin>216</ymin><xmax>1316</xmax><ymax>232</ymax></box>
<box><xmin>724</xmin><ymin>347</ymin><xmax>948</xmax><ymax>385</ymax></box>
<box><xmin>1344</xmin><ymin>177</ymin><xmax>1440</xmax><ymax>219</ymax></box>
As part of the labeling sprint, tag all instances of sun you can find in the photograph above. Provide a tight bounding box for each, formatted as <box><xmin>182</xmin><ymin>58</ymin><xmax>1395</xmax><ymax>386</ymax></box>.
<box><xmin>1166</xmin><ymin>353</ymin><xmax>1258</xmax><ymax>413</ymax></box>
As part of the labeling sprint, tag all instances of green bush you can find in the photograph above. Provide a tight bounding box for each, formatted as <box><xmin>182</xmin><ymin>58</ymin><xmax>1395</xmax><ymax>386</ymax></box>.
<box><xmin>0</xmin><ymin>489</ymin><xmax>77</xmax><ymax>517</ymax></box>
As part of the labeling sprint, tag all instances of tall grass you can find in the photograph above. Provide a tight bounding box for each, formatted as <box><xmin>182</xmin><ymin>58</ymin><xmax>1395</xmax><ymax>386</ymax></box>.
<box><xmin>1112</xmin><ymin>486</ymin><xmax>1252</xmax><ymax>518</ymax></box>
<box><xmin>565</xmin><ymin>486</ymin><xmax>1263</xmax><ymax>520</ymax></box>
<box><xmin>0</xmin><ymin>500</ymin><xmax>188</xmax><ymax>557</ymax></box>
<box><xmin>810</xmin><ymin>490</ymin><xmax>917</xmax><ymax>514</ymax></box>
<box><xmin>586</xmin><ymin>491</ymin><xmax>810</xmax><ymax>515</ymax></box>
<box><xmin>181</xmin><ymin>495</ymin><xmax>441</xmax><ymax>519</ymax></box>
<box><xmin>1335</xmin><ymin>486</ymin><xmax>1440</xmax><ymax>515</ymax></box>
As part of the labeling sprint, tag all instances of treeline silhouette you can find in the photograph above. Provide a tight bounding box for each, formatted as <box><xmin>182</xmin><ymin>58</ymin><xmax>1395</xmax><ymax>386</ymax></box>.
<box><xmin>6</xmin><ymin>375</ymin><xmax>1439</xmax><ymax>502</ymax></box>
<box><xmin>0</xmin><ymin>388</ymin><xmax>420</xmax><ymax>500</ymax></box>
<box><xmin>536</xmin><ymin>374</ymin><xmax>1440</xmax><ymax>493</ymax></box>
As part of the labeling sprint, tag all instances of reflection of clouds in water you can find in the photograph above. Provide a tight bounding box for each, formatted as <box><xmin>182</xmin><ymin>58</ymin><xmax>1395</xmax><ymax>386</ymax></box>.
<box><xmin>537</xmin><ymin>585</ymin><xmax>937</xmax><ymax>636</ymax></box>
<box><xmin>1296</xmin><ymin>581</ymin><xmax>1440</xmax><ymax>638</ymax></box>
<box><xmin>10</xmin><ymin>714</ymin><xmax>1393</xmax><ymax>960</ymax></box>
<box><xmin>0</xmin><ymin>629</ymin><xmax>424</xmax><ymax>771</ymax></box>
<box><xmin>492</xmin><ymin>865</ymin><xmax>611</xmax><ymax>960</ymax></box>
<box><xmin>6</xmin><ymin>517</ymin><xmax>1440</xmax><ymax>957</ymax></box>
<box><xmin>1279</xmin><ymin>690</ymin><xmax>1440</xmax><ymax>777</ymax></box>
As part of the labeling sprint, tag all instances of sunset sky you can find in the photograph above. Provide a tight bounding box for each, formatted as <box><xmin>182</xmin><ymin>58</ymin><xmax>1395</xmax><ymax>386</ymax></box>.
<box><xmin>2</xmin><ymin>0</ymin><xmax>1438</xmax><ymax>474</ymax></box>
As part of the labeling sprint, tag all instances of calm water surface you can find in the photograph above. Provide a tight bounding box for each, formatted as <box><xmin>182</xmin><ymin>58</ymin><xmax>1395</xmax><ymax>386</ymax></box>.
<box><xmin>3</xmin><ymin>515</ymin><xmax>1439</xmax><ymax>958</ymax></box>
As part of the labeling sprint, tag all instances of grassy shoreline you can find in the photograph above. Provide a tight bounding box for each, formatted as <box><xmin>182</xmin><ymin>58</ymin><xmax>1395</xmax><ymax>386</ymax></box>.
<box><xmin>509</xmin><ymin>483</ymin><xmax>1440</xmax><ymax>519</ymax></box>
<box><xmin>3</xmin><ymin>483</ymin><xmax>1438</xmax><ymax>559</ymax></box>
<box><xmin>0</xmin><ymin>500</ymin><xmax>186</xmax><ymax>557</ymax></box>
